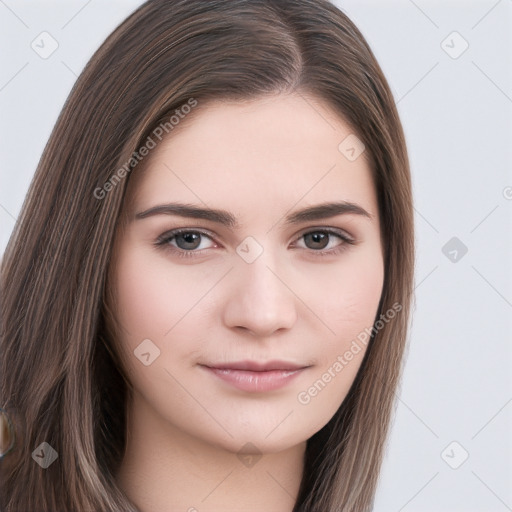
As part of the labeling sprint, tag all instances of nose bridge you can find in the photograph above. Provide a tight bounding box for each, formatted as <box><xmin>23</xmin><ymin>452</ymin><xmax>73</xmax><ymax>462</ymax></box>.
<box><xmin>222</xmin><ymin>239</ymin><xmax>297</xmax><ymax>336</ymax></box>
<box><xmin>239</xmin><ymin>249</ymin><xmax>282</xmax><ymax>301</ymax></box>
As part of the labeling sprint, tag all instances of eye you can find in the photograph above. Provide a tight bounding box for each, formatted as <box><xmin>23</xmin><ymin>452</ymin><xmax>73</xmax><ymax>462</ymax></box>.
<box><xmin>154</xmin><ymin>227</ymin><xmax>356</xmax><ymax>259</ymax></box>
<box><xmin>292</xmin><ymin>228</ymin><xmax>355</xmax><ymax>256</ymax></box>
<box><xmin>154</xmin><ymin>229</ymin><xmax>216</xmax><ymax>258</ymax></box>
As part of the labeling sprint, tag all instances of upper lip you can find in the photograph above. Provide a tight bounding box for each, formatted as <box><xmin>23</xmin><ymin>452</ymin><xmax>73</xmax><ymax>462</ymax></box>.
<box><xmin>202</xmin><ymin>360</ymin><xmax>308</xmax><ymax>372</ymax></box>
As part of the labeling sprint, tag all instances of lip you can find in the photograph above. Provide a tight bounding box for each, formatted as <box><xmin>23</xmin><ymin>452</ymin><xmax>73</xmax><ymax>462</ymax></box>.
<box><xmin>205</xmin><ymin>360</ymin><xmax>306</xmax><ymax>372</ymax></box>
<box><xmin>199</xmin><ymin>360</ymin><xmax>309</xmax><ymax>392</ymax></box>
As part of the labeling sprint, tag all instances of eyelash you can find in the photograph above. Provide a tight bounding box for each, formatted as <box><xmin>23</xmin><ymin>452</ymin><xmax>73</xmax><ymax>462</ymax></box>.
<box><xmin>154</xmin><ymin>227</ymin><xmax>356</xmax><ymax>260</ymax></box>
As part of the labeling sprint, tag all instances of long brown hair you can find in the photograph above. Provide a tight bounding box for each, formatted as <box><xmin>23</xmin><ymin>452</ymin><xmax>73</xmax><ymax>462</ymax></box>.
<box><xmin>0</xmin><ymin>1</ymin><xmax>414</xmax><ymax>510</ymax></box>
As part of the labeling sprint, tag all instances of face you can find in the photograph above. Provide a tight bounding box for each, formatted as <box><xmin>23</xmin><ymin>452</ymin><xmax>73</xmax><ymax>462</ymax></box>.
<box><xmin>109</xmin><ymin>93</ymin><xmax>384</xmax><ymax>455</ymax></box>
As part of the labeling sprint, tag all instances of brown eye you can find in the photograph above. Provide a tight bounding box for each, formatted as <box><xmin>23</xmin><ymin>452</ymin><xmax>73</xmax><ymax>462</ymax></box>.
<box><xmin>292</xmin><ymin>228</ymin><xmax>356</xmax><ymax>257</ymax></box>
<box><xmin>174</xmin><ymin>232</ymin><xmax>202</xmax><ymax>250</ymax></box>
<box><xmin>155</xmin><ymin>229</ymin><xmax>216</xmax><ymax>255</ymax></box>
<box><xmin>303</xmin><ymin>232</ymin><xmax>330</xmax><ymax>250</ymax></box>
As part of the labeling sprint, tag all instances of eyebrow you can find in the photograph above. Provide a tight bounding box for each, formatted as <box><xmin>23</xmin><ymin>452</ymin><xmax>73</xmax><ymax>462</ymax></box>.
<box><xmin>134</xmin><ymin>200</ymin><xmax>372</xmax><ymax>228</ymax></box>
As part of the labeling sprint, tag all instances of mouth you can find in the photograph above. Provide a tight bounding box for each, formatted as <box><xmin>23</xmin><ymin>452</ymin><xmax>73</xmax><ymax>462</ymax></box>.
<box><xmin>198</xmin><ymin>360</ymin><xmax>310</xmax><ymax>392</ymax></box>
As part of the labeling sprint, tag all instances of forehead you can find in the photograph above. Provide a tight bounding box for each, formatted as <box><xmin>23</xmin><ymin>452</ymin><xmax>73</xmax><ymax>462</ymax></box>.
<box><xmin>125</xmin><ymin>93</ymin><xmax>376</xmax><ymax>220</ymax></box>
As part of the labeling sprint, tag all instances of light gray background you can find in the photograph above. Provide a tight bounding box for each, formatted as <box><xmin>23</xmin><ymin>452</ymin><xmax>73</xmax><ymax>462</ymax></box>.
<box><xmin>1</xmin><ymin>1</ymin><xmax>511</xmax><ymax>511</ymax></box>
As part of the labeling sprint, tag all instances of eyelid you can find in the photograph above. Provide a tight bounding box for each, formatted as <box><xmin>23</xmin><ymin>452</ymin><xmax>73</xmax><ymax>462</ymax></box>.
<box><xmin>154</xmin><ymin>225</ymin><xmax>357</xmax><ymax>260</ymax></box>
<box><xmin>155</xmin><ymin>225</ymin><xmax>355</xmax><ymax>243</ymax></box>
<box><xmin>155</xmin><ymin>227</ymin><xmax>218</xmax><ymax>248</ymax></box>
<box><xmin>295</xmin><ymin>225</ymin><xmax>355</xmax><ymax>242</ymax></box>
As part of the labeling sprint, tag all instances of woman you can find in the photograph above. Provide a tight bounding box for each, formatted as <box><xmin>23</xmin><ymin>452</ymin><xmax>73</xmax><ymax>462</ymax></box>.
<box><xmin>0</xmin><ymin>0</ymin><xmax>414</xmax><ymax>510</ymax></box>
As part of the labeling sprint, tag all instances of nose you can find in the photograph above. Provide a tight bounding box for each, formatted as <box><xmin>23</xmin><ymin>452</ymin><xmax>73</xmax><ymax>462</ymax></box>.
<box><xmin>221</xmin><ymin>251</ymin><xmax>298</xmax><ymax>338</ymax></box>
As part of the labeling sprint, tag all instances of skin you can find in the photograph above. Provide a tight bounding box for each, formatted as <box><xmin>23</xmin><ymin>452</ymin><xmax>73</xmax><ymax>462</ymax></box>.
<box><xmin>110</xmin><ymin>92</ymin><xmax>384</xmax><ymax>512</ymax></box>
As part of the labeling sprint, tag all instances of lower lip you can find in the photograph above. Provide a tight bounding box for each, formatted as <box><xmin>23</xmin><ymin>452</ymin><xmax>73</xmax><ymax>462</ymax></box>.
<box><xmin>200</xmin><ymin>366</ymin><xmax>305</xmax><ymax>392</ymax></box>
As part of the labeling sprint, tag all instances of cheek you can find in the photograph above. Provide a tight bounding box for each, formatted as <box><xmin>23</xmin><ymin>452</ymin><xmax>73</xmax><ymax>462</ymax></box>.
<box><xmin>313</xmin><ymin>247</ymin><xmax>384</xmax><ymax>343</ymax></box>
<box><xmin>111</xmin><ymin>242</ymin><xmax>218</xmax><ymax>381</ymax></box>
<box><xmin>298</xmin><ymin>247</ymin><xmax>384</xmax><ymax>413</ymax></box>
<box><xmin>114</xmin><ymin>252</ymin><xmax>166</xmax><ymax>337</ymax></box>
<box><xmin>113</xmin><ymin>243</ymin><xmax>197</xmax><ymax>341</ymax></box>
<box><xmin>110</xmin><ymin>244</ymin><xmax>203</xmax><ymax>402</ymax></box>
